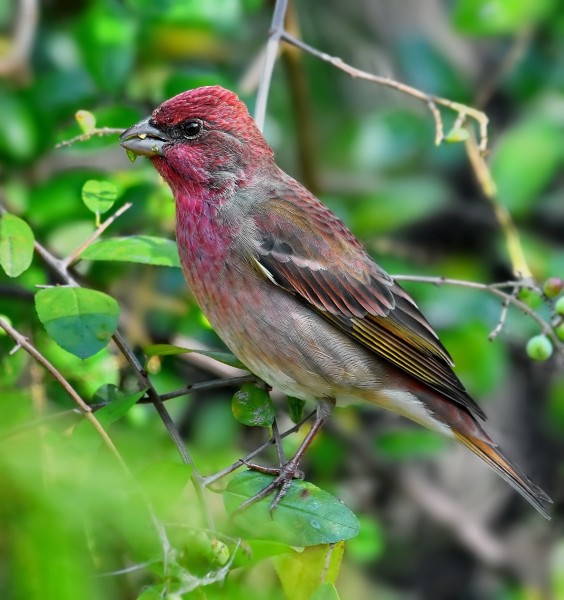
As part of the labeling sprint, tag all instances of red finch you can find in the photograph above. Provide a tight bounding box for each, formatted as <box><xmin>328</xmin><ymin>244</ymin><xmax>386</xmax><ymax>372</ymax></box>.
<box><xmin>120</xmin><ymin>86</ymin><xmax>551</xmax><ymax>518</ymax></box>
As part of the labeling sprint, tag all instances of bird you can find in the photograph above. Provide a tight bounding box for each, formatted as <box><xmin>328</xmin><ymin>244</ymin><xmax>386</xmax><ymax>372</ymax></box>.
<box><xmin>120</xmin><ymin>85</ymin><xmax>552</xmax><ymax>519</ymax></box>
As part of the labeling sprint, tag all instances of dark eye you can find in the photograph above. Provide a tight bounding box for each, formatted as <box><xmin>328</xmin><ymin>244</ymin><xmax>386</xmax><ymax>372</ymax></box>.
<box><xmin>181</xmin><ymin>119</ymin><xmax>203</xmax><ymax>139</ymax></box>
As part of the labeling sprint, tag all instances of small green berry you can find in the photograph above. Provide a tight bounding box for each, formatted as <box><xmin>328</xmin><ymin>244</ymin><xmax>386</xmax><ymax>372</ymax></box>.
<box><xmin>543</xmin><ymin>277</ymin><xmax>564</xmax><ymax>299</ymax></box>
<box><xmin>555</xmin><ymin>296</ymin><xmax>564</xmax><ymax>316</ymax></box>
<box><xmin>526</xmin><ymin>335</ymin><xmax>553</xmax><ymax>361</ymax></box>
<box><xmin>518</xmin><ymin>288</ymin><xmax>543</xmax><ymax>309</ymax></box>
<box><xmin>555</xmin><ymin>322</ymin><xmax>564</xmax><ymax>342</ymax></box>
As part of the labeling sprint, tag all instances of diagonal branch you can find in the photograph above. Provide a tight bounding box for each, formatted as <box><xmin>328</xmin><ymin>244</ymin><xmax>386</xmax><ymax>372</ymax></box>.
<box><xmin>0</xmin><ymin>316</ymin><xmax>124</xmax><ymax>462</ymax></box>
<box><xmin>280</xmin><ymin>31</ymin><xmax>489</xmax><ymax>153</ymax></box>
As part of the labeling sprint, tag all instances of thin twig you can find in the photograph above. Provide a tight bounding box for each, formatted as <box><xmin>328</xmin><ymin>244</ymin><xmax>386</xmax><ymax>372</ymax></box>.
<box><xmin>154</xmin><ymin>375</ymin><xmax>257</xmax><ymax>403</ymax></box>
<box><xmin>202</xmin><ymin>410</ymin><xmax>316</xmax><ymax>487</ymax></box>
<box><xmin>280</xmin><ymin>31</ymin><xmax>489</xmax><ymax>153</ymax></box>
<box><xmin>61</xmin><ymin>202</ymin><xmax>133</xmax><ymax>269</ymax></box>
<box><xmin>393</xmin><ymin>275</ymin><xmax>562</xmax><ymax>354</ymax></box>
<box><xmin>55</xmin><ymin>127</ymin><xmax>124</xmax><ymax>149</ymax></box>
<box><xmin>0</xmin><ymin>317</ymin><xmax>126</xmax><ymax>466</ymax></box>
<box><xmin>489</xmin><ymin>286</ymin><xmax>518</xmax><ymax>341</ymax></box>
<box><xmin>254</xmin><ymin>0</ymin><xmax>289</xmax><ymax>131</ymax></box>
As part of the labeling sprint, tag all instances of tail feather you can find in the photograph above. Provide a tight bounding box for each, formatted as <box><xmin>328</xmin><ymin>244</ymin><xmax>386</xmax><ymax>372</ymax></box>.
<box><xmin>453</xmin><ymin>431</ymin><xmax>553</xmax><ymax>520</ymax></box>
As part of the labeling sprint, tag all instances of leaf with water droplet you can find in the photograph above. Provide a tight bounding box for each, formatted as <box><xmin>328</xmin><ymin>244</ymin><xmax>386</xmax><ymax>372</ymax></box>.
<box><xmin>223</xmin><ymin>471</ymin><xmax>359</xmax><ymax>546</ymax></box>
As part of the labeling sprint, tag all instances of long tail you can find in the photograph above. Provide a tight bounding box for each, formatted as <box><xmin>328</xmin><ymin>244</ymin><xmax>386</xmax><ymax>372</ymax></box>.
<box><xmin>453</xmin><ymin>429</ymin><xmax>553</xmax><ymax>520</ymax></box>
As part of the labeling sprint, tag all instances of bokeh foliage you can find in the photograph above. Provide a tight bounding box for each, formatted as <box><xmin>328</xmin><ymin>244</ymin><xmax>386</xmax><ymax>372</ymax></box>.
<box><xmin>0</xmin><ymin>0</ymin><xmax>563</xmax><ymax>599</ymax></box>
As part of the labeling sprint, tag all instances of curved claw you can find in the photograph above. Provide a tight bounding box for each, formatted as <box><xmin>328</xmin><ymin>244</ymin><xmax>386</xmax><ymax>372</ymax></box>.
<box><xmin>233</xmin><ymin>460</ymin><xmax>304</xmax><ymax>516</ymax></box>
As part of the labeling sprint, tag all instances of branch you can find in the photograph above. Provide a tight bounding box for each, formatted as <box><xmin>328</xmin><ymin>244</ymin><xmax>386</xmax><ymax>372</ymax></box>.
<box><xmin>280</xmin><ymin>31</ymin><xmax>489</xmax><ymax>153</ymax></box>
<box><xmin>0</xmin><ymin>317</ymin><xmax>126</xmax><ymax>468</ymax></box>
<box><xmin>61</xmin><ymin>201</ymin><xmax>133</xmax><ymax>269</ymax></box>
<box><xmin>202</xmin><ymin>410</ymin><xmax>316</xmax><ymax>487</ymax></box>
<box><xmin>393</xmin><ymin>275</ymin><xmax>562</xmax><ymax>355</ymax></box>
<box><xmin>254</xmin><ymin>0</ymin><xmax>289</xmax><ymax>131</ymax></box>
<box><xmin>55</xmin><ymin>127</ymin><xmax>124</xmax><ymax>149</ymax></box>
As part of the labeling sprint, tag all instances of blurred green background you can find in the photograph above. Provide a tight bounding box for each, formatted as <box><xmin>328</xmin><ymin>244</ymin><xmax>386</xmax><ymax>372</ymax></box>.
<box><xmin>0</xmin><ymin>0</ymin><xmax>563</xmax><ymax>598</ymax></box>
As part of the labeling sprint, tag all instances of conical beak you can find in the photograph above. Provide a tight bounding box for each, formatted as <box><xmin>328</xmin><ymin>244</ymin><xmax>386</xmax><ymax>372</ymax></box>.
<box><xmin>119</xmin><ymin>117</ymin><xmax>170</xmax><ymax>157</ymax></box>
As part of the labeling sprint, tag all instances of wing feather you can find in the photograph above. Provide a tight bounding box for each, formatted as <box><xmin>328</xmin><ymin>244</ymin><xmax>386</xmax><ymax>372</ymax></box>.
<box><xmin>252</xmin><ymin>194</ymin><xmax>485</xmax><ymax>421</ymax></box>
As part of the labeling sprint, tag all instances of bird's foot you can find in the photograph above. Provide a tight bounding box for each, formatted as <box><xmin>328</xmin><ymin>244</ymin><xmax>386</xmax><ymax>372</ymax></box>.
<box><xmin>234</xmin><ymin>459</ymin><xmax>305</xmax><ymax>515</ymax></box>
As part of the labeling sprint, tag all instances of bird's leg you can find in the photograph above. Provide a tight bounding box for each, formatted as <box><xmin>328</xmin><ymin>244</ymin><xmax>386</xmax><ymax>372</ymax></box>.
<box><xmin>272</xmin><ymin>418</ymin><xmax>286</xmax><ymax>466</ymax></box>
<box><xmin>234</xmin><ymin>397</ymin><xmax>335</xmax><ymax>515</ymax></box>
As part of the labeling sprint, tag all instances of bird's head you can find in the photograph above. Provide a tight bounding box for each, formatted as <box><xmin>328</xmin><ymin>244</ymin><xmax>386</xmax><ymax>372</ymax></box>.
<box><xmin>120</xmin><ymin>86</ymin><xmax>273</xmax><ymax>197</ymax></box>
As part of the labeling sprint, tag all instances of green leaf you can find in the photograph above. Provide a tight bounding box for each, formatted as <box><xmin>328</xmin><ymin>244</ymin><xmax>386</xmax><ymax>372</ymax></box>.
<box><xmin>81</xmin><ymin>236</ymin><xmax>181</xmax><ymax>268</ymax></box>
<box><xmin>490</xmin><ymin>118</ymin><xmax>561</xmax><ymax>217</ymax></box>
<box><xmin>287</xmin><ymin>396</ymin><xmax>306</xmax><ymax>424</ymax></box>
<box><xmin>91</xmin><ymin>389</ymin><xmax>146</xmax><ymax>424</ymax></box>
<box><xmin>0</xmin><ymin>213</ymin><xmax>34</xmax><ymax>277</ymax></box>
<box><xmin>73</xmin><ymin>389</ymin><xmax>146</xmax><ymax>451</ymax></box>
<box><xmin>310</xmin><ymin>583</ymin><xmax>341</xmax><ymax>600</ymax></box>
<box><xmin>232</xmin><ymin>384</ymin><xmax>275</xmax><ymax>427</ymax></box>
<box><xmin>223</xmin><ymin>471</ymin><xmax>359</xmax><ymax>547</ymax></box>
<box><xmin>35</xmin><ymin>287</ymin><xmax>120</xmax><ymax>359</ymax></box>
<box><xmin>453</xmin><ymin>0</ymin><xmax>554</xmax><ymax>36</ymax></box>
<box><xmin>75</xmin><ymin>110</ymin><xmax>96</xmax><ymax>134</ymax></box>
<box><xmin>81</xmin><ymin>179</ymin><xmax>118</xmax><ymax>218</ymax></box>
<box><xmin>273</xmin><ymin>544</ymin><xmax>344</xmax><ymax>600</ymax></box>
<box><xmin>144</xmin><ymin>344</ymin><xmax>247</xmax><ymax>370</ymax></box>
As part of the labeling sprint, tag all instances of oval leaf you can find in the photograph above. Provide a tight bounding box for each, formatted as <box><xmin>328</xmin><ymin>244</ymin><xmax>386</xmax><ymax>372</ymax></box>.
<box><xmin>81</xmin><ymin>179</ymin><xmax>117</xmax><ymax>216</ymax></box>
<box><xmin>75</xmin><ymin>109</ymin><xmax>96</xmax><ymax>134</ymax></box>
<box><xmin>0</xmin><ymin>213</ymin><xmax>34</xmax><ymax>277</ymax></box>
<box><xmin>35</xmin><ymin>287</ymin><xmax>120</xmax><ymax>358</ymax></box>
<box><xmin>81</xmin><ymin>235</ymin><xmax>181</xmax><ymax>267</ymax></box>
<box><xmin>232</xmin><ymin>384</ymin><xmax>275</xmax><ymax>427</ymax></box>
<box><xmin>223</xmin><ymin>471</ymin><xmax>359</xmax><ymax>547</ymax></box>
